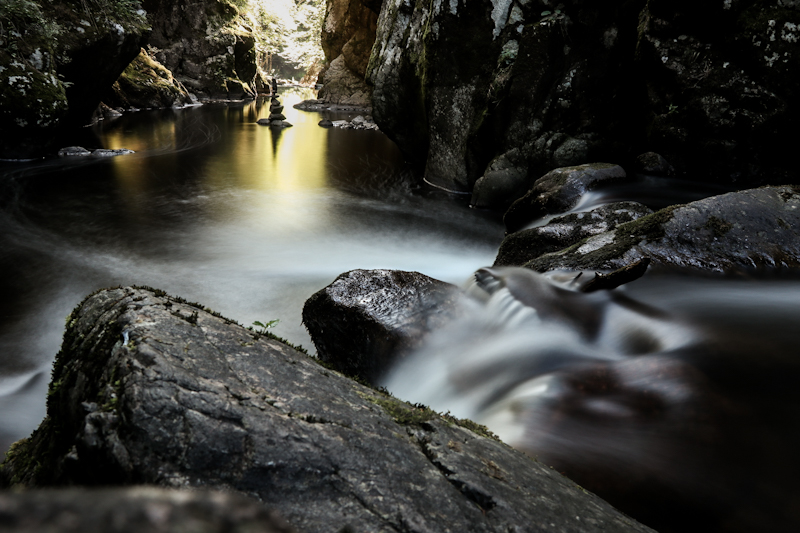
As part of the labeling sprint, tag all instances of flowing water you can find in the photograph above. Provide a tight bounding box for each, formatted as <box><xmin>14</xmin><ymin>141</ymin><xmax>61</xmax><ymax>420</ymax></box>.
<box><xmin>2</xmin><ymin>88</ymin><xmax>799</xmax><ymax>533</ymax></box>
<box><xmin>0</xmin><ymin>88</ymin><xmax>504</xmax><ymax>453</ymax></box>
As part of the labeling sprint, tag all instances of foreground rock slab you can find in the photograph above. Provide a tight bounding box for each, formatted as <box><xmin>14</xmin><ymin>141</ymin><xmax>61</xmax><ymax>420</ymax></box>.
<box><xmin>1</xmin><ymin>287</ymin><xmax>654</xmax><ymax>533</ymax></box>
<box><xmin>303</xmin><ymin>269</ymin><xmax>470</xmax><ymax>384</ymax></box>
<box><xmin>0</xmin><ymin>487</ymin><xmax>295</xmax><ymax>533</ymax></box>
<box><xmin>527</xmin><ymin>186</ymin><xmax>800</xmax><ymax>273</ymax></box>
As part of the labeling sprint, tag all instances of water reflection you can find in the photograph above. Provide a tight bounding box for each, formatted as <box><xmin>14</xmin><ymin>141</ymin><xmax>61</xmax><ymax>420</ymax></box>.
<box><xmin>0</xmin><ymin>90</ymin><xmax>504</xmax><ymax>452</ymax></box>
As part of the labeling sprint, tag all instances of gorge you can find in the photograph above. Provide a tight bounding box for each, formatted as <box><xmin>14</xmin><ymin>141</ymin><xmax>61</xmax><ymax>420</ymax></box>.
<box><xmin>2</xmin><ymin>0</ymin><xmax>800</xmax><ymax>532</ymax></box>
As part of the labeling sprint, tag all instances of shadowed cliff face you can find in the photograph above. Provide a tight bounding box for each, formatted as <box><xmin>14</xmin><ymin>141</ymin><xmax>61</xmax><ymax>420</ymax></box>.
<box><xmin>366</xmin><ymin>0</ymin><xmax>799</xmax><ymax>195</ymax></box>
<box><xmin>0</xmin><ymin>0</ymin><xmax>149</xmax><ymax>159</ymax></box>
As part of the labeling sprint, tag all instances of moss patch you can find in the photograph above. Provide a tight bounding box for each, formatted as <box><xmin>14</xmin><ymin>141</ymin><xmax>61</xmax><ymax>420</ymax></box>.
<box><xmin>705</xmin><ymin>215</ymin><xmax>733</xmax><ymax>238</ymax></box>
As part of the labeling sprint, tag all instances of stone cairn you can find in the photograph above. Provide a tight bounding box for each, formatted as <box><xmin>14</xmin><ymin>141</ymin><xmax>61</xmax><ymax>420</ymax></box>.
<box><xmin>257</xmin><ymin>79</ymin><xmax>292</xmax><ymax>128</ymax></box>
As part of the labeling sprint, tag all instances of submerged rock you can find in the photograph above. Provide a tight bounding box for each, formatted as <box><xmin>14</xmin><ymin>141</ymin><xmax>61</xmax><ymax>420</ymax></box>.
<box><xmin>0</xmin><ymin>287</ymin><xmax>654</xmax><ymax>533</ymax></box>
<box><xmin>504</xmin><ymin>163</ymin><xmax>630</xmax><ymax>233</ymax></box>
<box><xmin>303</xmin><ymin>269</ymin><xmax>470</xmax><ymax>384</ymax></box>
<box><xmin>0</xmin><ymin>487</ymin><xmax>295</xmax><ymax>533</ymax></box>
<box><xmin>471</xmin><ymin>149</ymin><xmax>530</xmax><ymax>210</ymax></box>
<box><xmin>526</xmin><ymin>186</ymin><xmax>800</xmax><ymax>273</ymax></box>
<box><xmin>495</xmin><ymin>202</ymin><xmax>654</xmax><ymax>267</ymax></box>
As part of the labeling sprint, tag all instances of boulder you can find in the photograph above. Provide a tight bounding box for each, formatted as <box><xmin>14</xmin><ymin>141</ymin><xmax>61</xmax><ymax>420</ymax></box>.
<box><xmin>104</xmin><ymin>48</ymin><xmax>194</xmax><ymax>110</ymax></box>
<box><xmin>0</xmin><ymin>487</ymin><xmax>295</xmax><ymax>533</ymax></box>
<box><xmin>495</xmin><ymin>202</ymin><xmax>653</xmax><ymax>267</ymax></box>
<box><xmin>302</xmin><ymin>270</ymin><xmax>470</xmax><ymax>384</ymax></box>
<box><xmin>0</xmin><ymin>0</ymin><xmax>148</xmax><ymax>159</ymax></box>
<box><xmin>526</xmin><ymin>186</ymin><xmax>800</xmax><ymax>273</ymax></box>
<box><xmin>0</xmin><ymin>287</ymin><xmax>655</xmax><ymax>533</ymax></box>
<box><xmin>471</xmin><ymin>149</ymin><xmax>530</xmax><ymax>210</ymax></box>
<box><xmin>318</xmin><ymin>119</ymin><xmax>333</xmax><ymax>128</ymax></box>
<box><xmin>504</xmin><ymin>163</ymin><xmax>630</xmax><ymax>232</ymax></box>
<box><xmin>635</xmin><ymin>152</ymin><xmax>676</xmax><ymax>177</ymax></box>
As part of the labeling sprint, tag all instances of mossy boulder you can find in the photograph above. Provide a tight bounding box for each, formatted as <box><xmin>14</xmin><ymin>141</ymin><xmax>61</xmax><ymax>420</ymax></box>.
<box><xmin>105</xmin><ymin>48</ymin><xmax>192</xmax><ymax>110</ymax></box>
<box><xmin>525</xmin><ymin>186</ymin><xmax>800</xmax><ymax>273</ymax></box>
<box><xmin>495</xmin><ymin>201</ymin><xmax>653</xmax><ymax>267</ymax></box>
<box><xmin>0</xmin><ymin>0</ymin><xmax>149</xmax><ymax>158</ymax></box>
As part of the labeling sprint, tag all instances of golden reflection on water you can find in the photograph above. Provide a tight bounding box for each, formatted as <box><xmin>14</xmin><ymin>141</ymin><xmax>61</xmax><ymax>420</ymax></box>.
<box><xmin>103</xmin><ymin>88</ymin><xmax>327</xmax><ymax>198</ymax></box>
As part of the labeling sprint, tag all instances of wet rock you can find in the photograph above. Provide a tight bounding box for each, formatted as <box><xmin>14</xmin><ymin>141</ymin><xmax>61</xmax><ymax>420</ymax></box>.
<box><xmin>318</xmin><ymin>119</ymin><xmax>333</xmax><ymax>128</ymax></box>
<box><xmin>58</xmin><ymin>147</ymin><xmax>92</xmax><ymax>158</ymax></box>
<box><xmin>471</xmin><ymin>149</ymin><xmax>530</xmax><ymax>209</ymax></box>
<box><xmin>526</xmin><ymin>186</ymin><xmax>800</xmax><ymax>273</ymax></box>
<box><xmin>504</xmin><ymin>163</ymin><xmax>630</xmax><ymax>233</ymax></box>
<box><xmin>293</xmin><ymin>98</ymin><xmax>372</xmax><ymax>114</ymax></box>
<box><xmin>0</xmin><ymin>487</ymin><xmax>295</xmax><ymax>533</ymax></box>
<box><xmin>327</xmin><ymin>116</ymin><xmax>379</xmax><ymax>131</ymax></box>
<box><xmin>0</xmin><ymin>287</ymin><xmax>654</xmax><ymax>533</ymax></box>
<box><xmin>268</xmin><ymin>113</ymin><xmax>287</xmax><ymax>121</ymax></box>
<box><xmin>302</xmin><ymin>270</ymin><xmax>471</xmax><ymax>384</ymax></box>
<box><xmin>91</xmin><ymin>149</ymin><xmax>135</xmax><ymax>158</ymax></box>
<box><xmin>495</xmin><ymin>202</ymin><xmax>654</xmax><ymax>267</ymax></box>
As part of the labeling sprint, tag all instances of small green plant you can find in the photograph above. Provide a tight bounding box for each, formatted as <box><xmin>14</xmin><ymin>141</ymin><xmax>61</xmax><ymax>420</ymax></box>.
<box><xmin>667</xmin><ymin>103</ymin><xmax>679</xmax><ymax>115</ymax></box>
<box><xmin>540</xmin><ymin>5</ymin><xmax>566</xmax><ymax>24</ymax></box>
<box><xmin>252</xmin><ymin>319</ymin><xmax>279</xmax><ymax>334</ymax></box>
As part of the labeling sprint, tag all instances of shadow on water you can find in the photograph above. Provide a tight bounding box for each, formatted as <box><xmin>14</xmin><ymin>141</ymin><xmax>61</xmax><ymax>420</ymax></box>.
<box><xmin>0</xmin><ymin>88</ymin><xmax>504</xmax><ymax>452</ymax></box>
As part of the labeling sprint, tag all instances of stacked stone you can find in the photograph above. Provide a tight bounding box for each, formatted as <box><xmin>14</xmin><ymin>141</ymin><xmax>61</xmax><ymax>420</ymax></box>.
<box><xmin>256</xmin><ymin>83</ymin><xmax>292</xmax><ymax>128</ymax></box>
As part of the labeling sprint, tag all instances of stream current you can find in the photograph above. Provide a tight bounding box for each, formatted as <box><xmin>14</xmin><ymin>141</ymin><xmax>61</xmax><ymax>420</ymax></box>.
<box><xmin>2</xmin><ymin>88</ymin><xmax>800</xmax><ymax>532</ymax></box>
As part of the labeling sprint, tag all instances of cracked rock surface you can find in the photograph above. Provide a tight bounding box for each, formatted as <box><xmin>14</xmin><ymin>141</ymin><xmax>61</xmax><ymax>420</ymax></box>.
<box><xmin>2</xmin><ymin>287</ymin><xmax>653</xmax><ymax>533</ymax></box>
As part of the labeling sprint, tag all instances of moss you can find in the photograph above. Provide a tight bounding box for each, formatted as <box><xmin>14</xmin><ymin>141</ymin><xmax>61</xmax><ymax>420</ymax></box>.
<box><xmin>705</xmin><ymin>215</ymin><xmax>733</xmax><ymax>238</ymax></box>
<box><xmin>526</xmin><ymin>204</ymin><xmax>680</xmax><ymax>271</ymax></box>
<box><xmin>369</xmin><ymin>395</ymin><xmax>437</xmax><ymax>426</ymax></box>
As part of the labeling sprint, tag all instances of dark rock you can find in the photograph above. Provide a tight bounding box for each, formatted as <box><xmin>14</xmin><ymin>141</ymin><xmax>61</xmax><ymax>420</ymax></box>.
<box><xmin>318</xmin><ymin>119</ymin><xmax>333</xmax><ymax>128</ymax></box>
<box><xmin>257</xmin><ymin>118</ymin><xmax>271</xmax><ymax>126</ymax></box>
<box><xmin>0</xmin><ymin>487</ymin><xmax>295</xmax><ymax>533</ymax></box>
<box><xmin>1</xmin><ymin>287</ymin><xmax>654</xmax><ymax>533</ymax></box>
<box><xmin>471</xmin><ymin>149</ymin><xmax>530</xmax><ymax>209</ymax></box>
<box><xmin>495</xmin><ymin>202</ymin><xmax>654</xmax><ymax>267</ymax></box>
<box><xmin>635</xmin><ymin>152</ymin><xmax>676</xmax><ymax>177</ymax></box>
<box><xmin>526</xmin><ymin>186</ymin><xmax>800</xmax><ymax>273</ymax></box>
<box><xmin>269</xmin><ymin>113</ymin><xmax>287</xmax><ymax>121</ymax></box>
<box><xmin>504</xmin><ymin>163</ymin><xmax>630</xmax><ymax>233</ymax></box>
<box><xmin>270</xmin><ymin>104</ymin><xmax>285</xmax><ymax>114</ymax></box>
<box><xmin>270</xmin><ymin>120</ymin><xmax>292</xmax><ymax>128</ymax></box>
<box><xmin>302</xmin><ymin>270</ymin><xmax>471</xmax><ymax>384</ymax></box>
